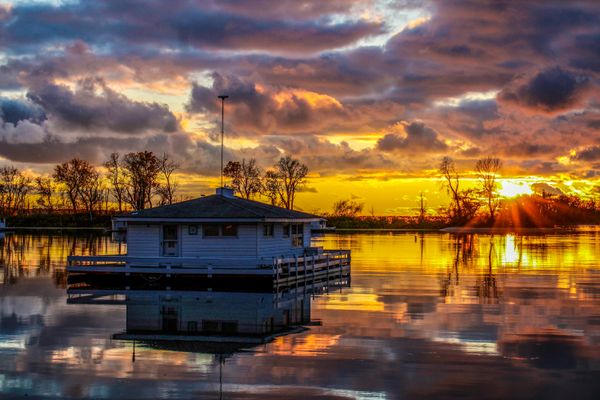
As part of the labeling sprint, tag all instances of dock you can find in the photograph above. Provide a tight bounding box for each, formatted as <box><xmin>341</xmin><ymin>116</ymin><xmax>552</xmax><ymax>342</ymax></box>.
<box><xmin>67</xmin><ymin>250</ymin><xmax>351</xmax><ymax>292</ymax></box>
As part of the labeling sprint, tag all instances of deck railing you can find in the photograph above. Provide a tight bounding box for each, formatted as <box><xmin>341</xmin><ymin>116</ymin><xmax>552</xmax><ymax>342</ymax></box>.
<box><xmin>67</xmin><ymin>250</ymin><xmax>351</xmax><ymax>276</ymax></box>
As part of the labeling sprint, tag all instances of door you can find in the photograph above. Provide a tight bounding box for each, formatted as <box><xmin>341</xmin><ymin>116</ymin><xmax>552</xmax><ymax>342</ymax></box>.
<box><xmin>162</xmin><ymin>225</ymin><xmax>179</xmax><ymax>256</ymax></box>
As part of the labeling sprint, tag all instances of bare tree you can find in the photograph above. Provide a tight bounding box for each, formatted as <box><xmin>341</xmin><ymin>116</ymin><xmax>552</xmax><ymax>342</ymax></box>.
<box><xmin>156</xmin><ymin>153</ymin><xmax>180</xmax><ymax>206</ymax></box>
<box><xmin>476</xmin><ymin>157</ymin><xmax>502</xmax><ymax>222</ymax></box>
<box><xmin>53</xmin><ymin>158</ymin><xmax>96</xmax><ymax>213</ymax></box>
<box><xmin>223</xmin><ymin>158</ymin><xmax>262</xmax><ymax>199</ymax></box>
<box><xmin>0</xmin><ymin>166</ymin><xmax>31</xmax><ymax>215</ymax></box>
<box><xmin>104</xmin><ymin>153</ymin><xmax>126</xmax><ymax>212</ymax></box>
<box><xmin>79</xmin><ymin>168</ymin><xmax>104</xmax><ymax>222</ymax></box>
<box><xmin>266</xmin><ymin>156</ymin><xmax>309</xmax><ymax>210</ymax></box>
<box><xmin>332</xmin><ymin>199</ymin><xmax>364</xmax><ymax>217</ymax></box>
<box><xmin>35</xmin><ymin>176</ymin><xmax>55</xmax><ymax>211</ymax></box>
<box><xmin>439</xmin><ymin>157</ymin><xmax>463</xmax><ymax>222</ymax></box>
<box><xmin>122</xmin><ymin>151</ymin><xmax>161</xmax><ymax>210</ymax></box>
<box><xmin>262</xmin><ymin>170</ymin><xmax>281</xmax><ymax>206</ymax></box>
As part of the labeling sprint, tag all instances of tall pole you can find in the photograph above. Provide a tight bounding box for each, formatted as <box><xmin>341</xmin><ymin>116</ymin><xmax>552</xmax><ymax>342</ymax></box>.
<box><xmin>218</xmin><ymin>95</ymin><xmax>229</xmax><ymax>188</ymax></box>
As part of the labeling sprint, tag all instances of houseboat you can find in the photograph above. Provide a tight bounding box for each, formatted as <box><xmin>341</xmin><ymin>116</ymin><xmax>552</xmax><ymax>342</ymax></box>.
<box><xmin>67</xmin><ymin>187</ymin><xmax>350</xmax><ymax>290</ymax></box>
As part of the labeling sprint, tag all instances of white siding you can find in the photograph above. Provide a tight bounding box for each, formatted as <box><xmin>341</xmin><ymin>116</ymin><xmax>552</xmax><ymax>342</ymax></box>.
<box><xmin>303</xmin><ymin>223</ymin><xmax>312</xmax><ymax>248</ymax></box>
<box><xmin>181</xmin><ymin>223</ymin><xmax>258</xmax><ymax>265</ymax></box>
<box><xmin>127</xmin><ymin>224</ymin><xmax>160</xmax><ymax>257</ymax></box>
<box><xmin>257</xmin><ymin>222</ymin><xmax>305</xmax><ymax>262</ymax></box>
<box><xmin>126</xmin><ymin>221</ymin><xmax>314</xmax><ymax>266</ymax></box>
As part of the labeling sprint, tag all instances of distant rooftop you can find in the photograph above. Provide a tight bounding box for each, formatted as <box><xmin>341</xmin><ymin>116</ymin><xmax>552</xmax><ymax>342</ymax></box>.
<box><xmin>116</xmin><ymin>191</ymin><xmax>319</xmax><ymax>221</ymax></box>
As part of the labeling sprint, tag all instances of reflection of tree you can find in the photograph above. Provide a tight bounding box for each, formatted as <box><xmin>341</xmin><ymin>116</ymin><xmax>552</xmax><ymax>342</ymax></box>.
<box><xmin>439</xmin><ymin>234</ymin><xmax>503</xmax><ymax>303</ymax></box>
<box><xmin>476</xmin><ymin>242</ymin><xmax>500</xmax><ymax>303</ymax></box>
<box><xmin>0</xmin><ymin>233</ymin><xmax>120</xmax><ymax>286</ymax></box>
<box><xmin>440</xmin><ymin>234</ymin><xmax>475</xmax><ymax>297</ymax></box>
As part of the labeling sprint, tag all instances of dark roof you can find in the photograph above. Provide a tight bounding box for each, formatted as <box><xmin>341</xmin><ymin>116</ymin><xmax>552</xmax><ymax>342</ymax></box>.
<box><xmin>118</xmin><ymin>194</ymin><xmax>319</xmax><ymax>220</ymax></box>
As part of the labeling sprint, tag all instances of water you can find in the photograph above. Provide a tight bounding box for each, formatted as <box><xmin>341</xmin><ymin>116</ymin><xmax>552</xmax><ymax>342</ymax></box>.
<box><xmin>1</xmin><ymin>231</ymin><xmax>600</xmax><ymax>399</ymax></box>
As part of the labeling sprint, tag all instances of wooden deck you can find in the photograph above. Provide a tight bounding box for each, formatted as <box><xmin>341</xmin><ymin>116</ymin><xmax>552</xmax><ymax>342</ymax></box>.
<box><xmin>67</xmin><ymin>250</ymin><xmax>351</xmax><ymax>292</ymax></box>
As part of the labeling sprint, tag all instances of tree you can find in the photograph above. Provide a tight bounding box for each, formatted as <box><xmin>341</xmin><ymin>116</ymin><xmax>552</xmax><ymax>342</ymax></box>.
<box><xmin>53</xmin><ymin>158</ymin><xmax>96</xmax><ymax>213</ymax></box>
<box><xmin>223</xmin><ymin>158</ymin><xmax>262</xmax><ymax>199</ymax></box>
<box><xmin>439</xmin><ymin>157</ymin><xmax>482</xmax><ymax>224</ymax></box>
<box><xmin>122</xmin><ymin>151</ymin><xmax>161</xmax><ymax>210</ymax></box>
<box><xmin>263</xmin><ymin>170</ymin><xmax>281</xmax><ymax>206</ymax></box>
<box><xmin>156</xmin><ymin>153</ymin><xmax>179</xmax><ymax>206</ymax></box>
<box><xmin>104</xmin><ymin>153</ymin><xmax>126</xmax><ymax>212</ymax></box>
<box><xmin>265</xmin><ymin>156</ymin><xmax>309</xmax><ymax>210</ymax></box>
<box><xmin>35</xmin><ymin>176</ymin><xmax>55</xmax><ymax>211</ymax></box>
<box><xmin>332</xmin><ymin>199</ymin><xmax>364</xmax><ymax>217</ymax></box>
<box><xmin>79</xmin><ymin>167</ymin><xmax>104</xmax><ymax>222</ymax></box>
<box><xmin>476</xmin><ymin>157</ymin><xmax>502</xmax><ymax>222</ymax></box>
<box><xmin>440</xmin><ymin>157</ymin><xmax>462</xmax><ymax>220</ymax></box>
<box><xmin>0</xmin><ymin>166</ymin><xmax>31</xmax><ymax>215</ymax></box>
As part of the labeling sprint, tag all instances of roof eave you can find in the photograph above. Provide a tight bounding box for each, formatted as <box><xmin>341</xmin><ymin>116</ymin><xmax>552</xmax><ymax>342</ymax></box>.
<box><xmin>113</xmin><ymin>217</ymin><xmax>322</xmax><ymax>223</ymax></box>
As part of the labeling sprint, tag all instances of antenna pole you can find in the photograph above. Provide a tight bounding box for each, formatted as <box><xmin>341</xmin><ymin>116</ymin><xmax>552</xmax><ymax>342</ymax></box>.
<box><xmin>218</xmin><ymin>95</ymin><xmax>229</xmax><ymax>188</ymax></box>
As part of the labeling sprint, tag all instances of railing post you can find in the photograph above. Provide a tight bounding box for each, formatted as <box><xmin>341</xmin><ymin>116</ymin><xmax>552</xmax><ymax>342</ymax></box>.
<box><xmin>294</xmin><ymin>255</ymin><xmax>299</xmax><ymax>292</ymax></box>
<box><xmin>326</xmin><ymin>254</ymin><xmax>330</xmax><ymax>292</ymax></box>
<box><xmin>274</xmin><ymin>258</ymin><xmax>279</xmax><ymax>293</ymax></box>
<box><xmin>312</xmin><ymin>254</ymin><xmax>316</xmax><ymax>291</ymax></box>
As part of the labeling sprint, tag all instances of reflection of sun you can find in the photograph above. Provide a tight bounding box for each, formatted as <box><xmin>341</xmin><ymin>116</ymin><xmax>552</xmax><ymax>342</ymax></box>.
<box><xmin>499</xmin><ymin>181</ymin><xmax>533</xmax><ymax>198</ymax></box>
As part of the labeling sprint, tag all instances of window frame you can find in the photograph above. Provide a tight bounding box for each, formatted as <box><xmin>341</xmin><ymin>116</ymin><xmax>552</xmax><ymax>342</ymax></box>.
<box><xmin>263</xmin><ymin>223</ymin><xmax>275</xmax><ymax>237</ymax></box>
<box><xmin>202</xmin><ymin>223</ymin><xmax>239</xmax><ymax>238</ymax></box>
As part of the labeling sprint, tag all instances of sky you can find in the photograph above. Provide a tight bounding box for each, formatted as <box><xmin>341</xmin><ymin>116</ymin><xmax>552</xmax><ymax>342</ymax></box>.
<box><xmin>0</xmin><ymin>0</ymin><xmax>599</xmax><ymax>214</ymax></box>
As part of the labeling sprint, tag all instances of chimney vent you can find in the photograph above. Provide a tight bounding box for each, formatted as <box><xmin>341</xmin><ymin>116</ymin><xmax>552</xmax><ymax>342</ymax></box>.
<box><xmin>216</xmin><ymin>187</ymin><xmax>235</xmax><ymax>198</ymax></box>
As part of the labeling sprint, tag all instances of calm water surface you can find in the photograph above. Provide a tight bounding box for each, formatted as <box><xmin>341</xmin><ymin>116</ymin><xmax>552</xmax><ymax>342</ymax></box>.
<box><xmin>1</xmin><ymin>231</ymin><xmax>600</xmax><ymax>399</ymax></box>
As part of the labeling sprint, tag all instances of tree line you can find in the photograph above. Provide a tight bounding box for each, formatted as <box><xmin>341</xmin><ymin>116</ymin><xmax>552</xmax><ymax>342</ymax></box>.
<box><xmin>0</xmin><ymin>151</ymin><xmax>180</xmax><ymax>220</ymax></box>
<box><xmin>0</xmin><ymin>153</ymin><xmax>311</xmax><ymax>222</ymax></box>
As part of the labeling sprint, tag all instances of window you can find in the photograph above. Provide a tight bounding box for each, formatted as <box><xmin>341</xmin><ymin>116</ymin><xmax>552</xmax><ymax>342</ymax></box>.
<box><xmin>282</xmin><ymin>223</ymin><xmax>290</xmax><ymax>238</ymax></box>
<box><xmin>202</xmin><ymin>320</ymin><xmax>219</xmax><ymax>333</ymax></box>
<box><xmin>162</xmin><ymin>225</ymin><xmax>179</xmax><ymax>256</ymax></box>
<box><xmin>203</xmin><ymin>224</ymin><xmax>238</xmax><ymax>237</ymax></box>
<box><xmin>203</xmin><ymin>224</ymin><xmax>219</xmax><ymax>237</ymax></box>
<box><xmin>221</xmin><ymin>321</ymin><xmax>238</xmax><ymax>334</ymax></box>
<box><xmin>222</xmin><ymin>224</ymin><xmax>238</xmax><ymax>236</ymax></box>
<box><xmin>187</xmin><ymin>321</ymin><xmax>198</xmax><ymax>333</ymax></box>
<box><xmin>291</xmin><ymin>223</ymin><xmax>304</xmax><ymax>247</ymax></box>
<box><xmin>263</xmin><ymin>223</ymin><xmax>274</xmax><ymax>237</ymax></box>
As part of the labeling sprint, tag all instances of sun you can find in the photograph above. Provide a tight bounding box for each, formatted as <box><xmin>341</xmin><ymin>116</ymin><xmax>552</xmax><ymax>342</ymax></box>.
<box><xmin>498</xmin><ymin>181</ymin><xmax>533</xmax><ymax>198</ymax></box>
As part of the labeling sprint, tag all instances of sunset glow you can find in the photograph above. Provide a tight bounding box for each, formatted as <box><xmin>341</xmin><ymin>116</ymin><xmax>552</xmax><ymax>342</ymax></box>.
<box><xmin>498</xmin><ymin>181</ymin><xmax>534</xmax><ymax>198</ymax></box>
<box><xmin>0</xmin><ymin>0</ymin><xmax>598</xmax><ymax>215</ymax></box>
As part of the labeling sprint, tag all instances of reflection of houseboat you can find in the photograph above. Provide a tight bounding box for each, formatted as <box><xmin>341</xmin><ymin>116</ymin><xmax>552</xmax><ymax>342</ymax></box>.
<box><xmin>67</xmin><ymin>188</ymin><xmax>350</xmax><ymax>290</ymax></box>
<box><xmin>67</xmin><ymin>288</ymin><xmax>314</xmax><ymax>347</ymax></box>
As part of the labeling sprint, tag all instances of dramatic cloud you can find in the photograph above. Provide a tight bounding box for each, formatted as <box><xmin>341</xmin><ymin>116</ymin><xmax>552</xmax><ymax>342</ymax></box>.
<box><xmin>377</xmin><ymin>122</ymin><xmax>448</xmax><ymax>153</ymax></box>
<box><xmin>188</xmin><ymin>73</ymin><xmax>403</xmax><ymax>136</ymax></box>
<box><xmin>26</xmin><ymin>78</ymin><xmax>178</xmax><ymax>134</ymax></box>
<box><xmin>0</xmin><ymin>98</ymin><xmax>46</xmax><ymax>124</ymax></box>
<box><xmin>0</xmin><ymin>1</ymin><xmax>382</xmax><ymax>55</ymax></box>
<box><xmin>499</xmin><ymin>68</ymin><xmax>592</xmax><ymax>114</ymax></box>
<box><xmin>0</xmin><ymin>0</ymin><xmax>600</xmax><ymax>187</ymax></box>
<box><xmin>572</xmin><ymin>146</ymin><xmax>600</xmax><ymax>162</ymax></box>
